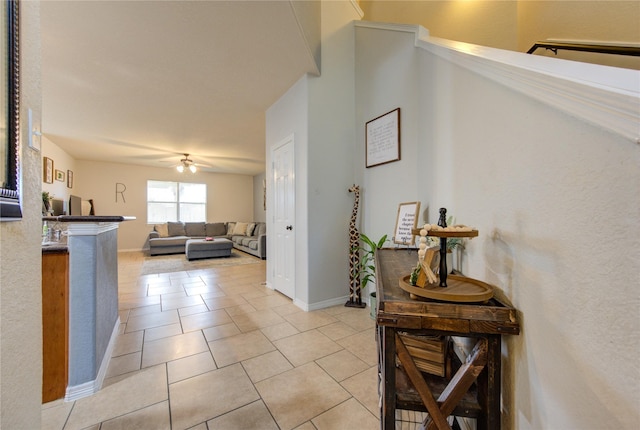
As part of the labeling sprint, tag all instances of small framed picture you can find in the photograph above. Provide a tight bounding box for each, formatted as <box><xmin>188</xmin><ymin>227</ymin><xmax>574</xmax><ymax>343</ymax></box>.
<box><xmin>43</xmin><ymin>157</ymin><xmax>54</xmax><ymax>183</ymax></box>
<box><xmin>393</xmin><ymin>201</ymin><xmax>421</xmax><ymax>245</ymax></box>
<box><xmin>55</xmin><ymin>169</ymin><xmax>65</xmax><ymax>182</ymax></box>
<box><xmin>67</xmin><ymin>170</ymin><xmax>73</xmax><ymax>188</ymax></box>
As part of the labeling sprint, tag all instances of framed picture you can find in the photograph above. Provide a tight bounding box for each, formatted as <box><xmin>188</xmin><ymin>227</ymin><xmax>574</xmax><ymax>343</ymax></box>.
<box><xmin>67</xmin><ymin>170</ymin><xmax>73</xmax><ymax>188</ymax></box>
<box><xmin>365</xmin><ymin>108</ymin><xmax>400</xmax><ymax>168</ymax></box>
<box><xmin>55</xmin><ymin>169</ymin><xmax>65</xmax><ymax>182</ymax></box>
<box><xmin>43</xmin><ymin>157</ymin><xmax>54</xmax><ymax>183</ymax></box>
<box><xmin>393</xmin><ymin>201</ymin><xmax>421</xmax><ymax>245</ymax></box>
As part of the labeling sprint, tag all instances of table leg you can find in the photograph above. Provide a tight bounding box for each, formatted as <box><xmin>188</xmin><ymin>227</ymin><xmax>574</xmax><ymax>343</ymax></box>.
<box><xmin>477</xmin><ymin>335</ymin><xmax>501</xmax><ymax>430</ymax></box>
<box><xmin>381</xmin><ymin>326</ymin><xmax>396</xmax><ymax>430</ymax></box>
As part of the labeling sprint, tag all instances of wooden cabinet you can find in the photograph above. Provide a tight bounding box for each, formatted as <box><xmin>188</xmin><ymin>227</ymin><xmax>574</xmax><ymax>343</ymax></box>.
<box><xmin>42</xmin><ymin>249</ymin><xmax>68</xmax><ymax>403</ymax></box>
<box><xmin>375</xmin><ymin>249</ymin><xmax>520</xmax><ymax>430</ymax></box>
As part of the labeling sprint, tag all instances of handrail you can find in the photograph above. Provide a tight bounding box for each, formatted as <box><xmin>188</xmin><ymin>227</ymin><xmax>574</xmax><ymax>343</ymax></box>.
<box><xmin>527</xmin><ymin>41</ymin><xmax>640</xmax><ymax>56</ymax></box>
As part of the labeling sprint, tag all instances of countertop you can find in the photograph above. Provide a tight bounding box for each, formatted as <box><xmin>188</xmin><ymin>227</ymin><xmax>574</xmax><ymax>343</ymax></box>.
<box><xmin>42</xmin><ymin>216</ymin><xmax>136</xmax><ymax>222</ymax></box>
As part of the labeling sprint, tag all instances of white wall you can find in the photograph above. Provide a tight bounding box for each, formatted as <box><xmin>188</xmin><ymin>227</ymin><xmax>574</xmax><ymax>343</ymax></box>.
<box><xmin>355</xmin><ymin>25</ymin><xmax>423</xmax><ymax>246</ymax></box>
<box><xmin>355</xmin><ymin>23</ymin><xmax>640</xmax><ymax>429</ymax></box>
<box><xmin>73</xmin><ymin>160</ymin><xmax>254</xmax><ymax>250</ymax></box>
<box><xmin>266</xmin><ymin>75</ymin><xmax>310</xmax><ymax>305</ymax></box>
<box><xmin>305</xmin><ymin>1</ymin><xmax>362</xmax><ymax>306</ymax></box>
<box><xmin>0</xmin><ymin>2</ymin><xmax>42</xmax><ymax>427</ymax></box>
<box><xmin>266</xmin><ymin>0</ymin><xmax>363</xmax><ymax>309</ymax></box>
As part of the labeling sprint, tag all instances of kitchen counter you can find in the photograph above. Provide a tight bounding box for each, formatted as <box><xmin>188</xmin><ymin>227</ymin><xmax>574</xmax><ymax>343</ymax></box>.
<box><xmin>41</xmin><ymin>216</ymin><xmax>135</xmax><ymax>401</ymax></box>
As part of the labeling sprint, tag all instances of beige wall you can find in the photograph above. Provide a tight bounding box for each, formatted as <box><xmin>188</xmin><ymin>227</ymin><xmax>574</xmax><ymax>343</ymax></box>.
<box><xmin>41</xmin><ymin>135</ymin><xmax>76</xmax><ymax>204</ymax></box>
<box><xmin>517</xmin><ymin>1</ymin><xmax>640</xmax><ymax>69</ymax></box>
<box><xmin>362</xmin><ymin>0</ymin><xmax>519</xmax><ymax>49</ymax></box>
<box><xmin>72</xmin><ymin>159</ymin><xmax>255</xmax><ymax>250</ymax></box>
<box><xmin>0</xmin><ymin>2</ymin><xmax>42</xmax><ymax>428</ymax></box>
<box><xmin>360</xmin><ymin>0</ymin><xmax>640</xmax><ymax>69</ymax></box>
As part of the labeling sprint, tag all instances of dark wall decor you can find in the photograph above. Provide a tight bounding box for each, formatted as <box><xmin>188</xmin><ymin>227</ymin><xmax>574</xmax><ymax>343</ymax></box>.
<box><xmin>0</xmin><ymin>0</ymin><xmax>21</xmax><ymax>220</ymax></box>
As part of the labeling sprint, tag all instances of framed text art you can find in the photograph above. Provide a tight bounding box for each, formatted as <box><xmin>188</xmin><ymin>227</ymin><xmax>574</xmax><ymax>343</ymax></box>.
<box><xmin>43</xmin><ymin>157</ymin><xmax>54</xmax><ymax>184</ymax></box>
<box><xmin>393</xmin><ymin>201</ymin><xmax>421</xmax><ymax>245</ymax></box>
<box><xmin>67</xmin><ymin>170</ymin><xmax>73</xmax><ymax>188</ymax></box>
<box><xmin>365</xmin><ymin>108</ymin><xmax>400</xmax><ymax>168</ymax></box>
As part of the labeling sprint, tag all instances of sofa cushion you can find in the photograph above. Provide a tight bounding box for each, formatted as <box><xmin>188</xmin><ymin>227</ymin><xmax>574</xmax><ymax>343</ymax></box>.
<box><xmin>246</xmin><ymin>222</ymin><xmax>256</xmax><ymax>236</ymax></box>
<box><xmin>255</xmin><ymin>223</ymin><xmax>266</xmax><ymax>236</ymax></box>
<box><xmin>233</xmin><ymin>222</ymin><xmax>248</xmax><ymax>236</ymax></box>
<box><xmin>241</xmin><ymin>237</ymin><xmax>254</xmax><ymax>247</ymax></box>
<box><xmin>226</xmin><ymin>222</ymin><xmax>236</xmax><ymax>235</ymax></box>
<box><xmin>149</xmin><ymin>236</ymin><xmax>189</xmax><ymax>247</ymax></box>
<box><xmin>248</xmin><ymin>241</ymin><xmax>258</xmax><ymax>251</ymax></box>
<box><xmin>167</xmin><ymin>221</ymin><xmax>186</xmax><ymax>236</ymax></box>
<box><xmin>232</xmin><ymin>236</ymin><xmax>243</xmax><ymax>245</ymax></box>
<box><xmin>154</xmin><ymin>223</ymin><xmax>169</xmax><ymax>238</ymax></box>
<box><xmin>185</xmin><ymin>222</ymin><xmax>206</xmax><ymax>237</ymax></box>
<box><xmin>205</xmin><ymin>222</ymin><xmax>226</xmax><ymax>237</ymax></box>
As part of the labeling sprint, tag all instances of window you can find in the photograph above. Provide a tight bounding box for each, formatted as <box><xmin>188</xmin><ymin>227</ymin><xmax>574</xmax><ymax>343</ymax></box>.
<box><xmin>147</xmin><ymin>180</ymin><xmax>206</xmax><ymax>223</ymax></box>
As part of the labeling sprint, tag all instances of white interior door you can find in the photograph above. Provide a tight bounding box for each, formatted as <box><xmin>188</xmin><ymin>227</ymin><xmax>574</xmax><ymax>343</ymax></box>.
<box><xmin>272</xmin><ymin>136</ymin><xmax>295</xmax><ymax>298</ymax></box>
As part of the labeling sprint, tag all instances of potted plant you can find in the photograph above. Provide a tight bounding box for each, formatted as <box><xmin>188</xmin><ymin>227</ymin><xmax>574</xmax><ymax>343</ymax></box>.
<box><xmin>355</xmin><ymin>233</ymin><xmax>387</xmax><ymax>318</ymax></box>
<box><xmin>42</xmin><ymin>191</ymin><xmax>52</xmax><ymax>215</ymax></box>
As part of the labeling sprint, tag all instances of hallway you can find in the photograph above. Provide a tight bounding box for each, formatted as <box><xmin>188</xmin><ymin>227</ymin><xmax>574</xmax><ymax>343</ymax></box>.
<box><xmin>42</xmin><ymin>251</ymin><xmax>380</xmax><ymax>429</ymax></box>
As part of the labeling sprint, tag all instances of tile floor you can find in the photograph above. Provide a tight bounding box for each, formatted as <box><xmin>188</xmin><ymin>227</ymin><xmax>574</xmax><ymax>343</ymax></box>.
<box><xmin>42</xmin><ymin>251</ymin><xmax>381</xmax><ymax>430</ymax></box>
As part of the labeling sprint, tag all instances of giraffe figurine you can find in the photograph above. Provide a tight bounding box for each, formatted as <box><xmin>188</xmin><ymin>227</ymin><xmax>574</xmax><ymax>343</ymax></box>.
<box><xmin>346</xmin><ymin>184</ymin><xmax>365</xmax><ymax>308</ymax></box>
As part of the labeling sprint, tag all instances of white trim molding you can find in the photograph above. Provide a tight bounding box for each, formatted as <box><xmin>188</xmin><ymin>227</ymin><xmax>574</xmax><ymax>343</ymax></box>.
<box><xmin>66</xmin><ymin>221</ymin><xmax>120</xmax><ymax>236</ymax></box>
<box><xmin>64</xmin><ymin>317</ymin><xmax>120</xmax><ymax>402</ymax></box>
<box><xmin>355</xmin><ymin>21</ymin><xmax>640</xmax><ymax>144</ymax></box>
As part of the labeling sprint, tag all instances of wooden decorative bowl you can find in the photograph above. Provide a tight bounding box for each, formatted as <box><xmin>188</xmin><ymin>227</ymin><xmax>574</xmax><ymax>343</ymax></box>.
<box><xmin>399</xmin><ymin>274</ymin><xmax>494</xmax><ymax>303</ymax></box>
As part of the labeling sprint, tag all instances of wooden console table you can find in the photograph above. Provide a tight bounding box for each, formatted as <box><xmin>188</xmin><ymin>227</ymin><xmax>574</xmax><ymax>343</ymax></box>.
<box><xmin>375</xmin><ymin>249</ymin><xmax>520</xmax><ymax>429</ymax></box>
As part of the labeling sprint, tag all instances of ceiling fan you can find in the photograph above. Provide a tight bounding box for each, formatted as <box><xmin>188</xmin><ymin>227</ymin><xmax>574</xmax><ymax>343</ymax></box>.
<box><xmin>176</xmin><ymin>153</ymin><xmax>198</xmax><ymax>173</ymax></box>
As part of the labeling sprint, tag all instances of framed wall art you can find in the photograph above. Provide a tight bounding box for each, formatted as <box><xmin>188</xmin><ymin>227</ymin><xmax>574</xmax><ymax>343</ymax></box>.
<box><xmin>67</xmin><ymin>170</ymin><xmax>73</xmax><ymax>188</ymax></box>
<box><xmin>55</xmin><ymin>169</ymin><xmax>64</xmax><ymax>182</ymax></box>
<box><xmin>0</xmin><ymin>0</ymin><xmax>21</xmax><ymax>220</ymax></box>
<box><xmin>393</xmin><ymin>201</ymin><xmax>421</xmax><ymax>245</ymax></box>
<box><xmin>365</xmin><ymin>108</ymin><xmax>400</xmax><ymax>168</ymax></box>
<box><xmin>43</xmin><ymin>157</ymin><xmax>54</xmax><ymax>184</ymax></box>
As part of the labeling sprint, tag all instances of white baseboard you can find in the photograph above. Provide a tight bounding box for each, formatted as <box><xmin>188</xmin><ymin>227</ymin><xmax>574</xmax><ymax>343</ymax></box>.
<box><xmin>292</xmin><ymin>298</ymin><xmax>309</xmax><ymax>311</ymax></box>
<box><xmin>294</xmin><ymin>295</ymin><xmax>350</xmax><ymax>312</ymax></box>
<box><xmin>64</xmin><ymin>317</ymin><xmax>120</xmax><ymax>402</ymax></box>
<box><xmin>118</xmin><ymin>248</ymin><xmax>145</xmax><ymax>253</ymax></box>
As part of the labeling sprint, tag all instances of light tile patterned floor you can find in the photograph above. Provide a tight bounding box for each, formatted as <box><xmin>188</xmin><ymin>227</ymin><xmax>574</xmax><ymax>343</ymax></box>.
<box><xmin>42</xmin><ymin>251</ymin><xmax>380</xmax><ymax>430</ymax></box>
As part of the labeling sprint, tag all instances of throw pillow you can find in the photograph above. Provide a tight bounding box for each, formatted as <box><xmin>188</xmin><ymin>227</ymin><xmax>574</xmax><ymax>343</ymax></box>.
<box><xmin>154</xmin><ymin>224</ymin><xmax>169</xmax><ymax>238</ymax></box>
<box><xmin>233</xmin><ymin>222</ymin><xmax>248</xmax><ymax>236</ymax></box>
<box><xmin>205</xmin><ymin>222</ymin><xmax>226</xmax><ymax>237</ymax></box>
<box><xmin>167</xmin><ymin>221</ymin><xmax>186</xmax><ymax>236</ymax></box>
<box><xmin>246</xmin><ymin>222</ymin><xmax>256</xmax><ymax>236</ymax></box>
<box><xmin>185</xmin><ymin>222</ymin><xmax>206</xmax><ymax>237</ymax></box>
<box><xmin>226</xmin><ymin>222</ymin><xmax>236</xmax><ymax>235</ymax></box>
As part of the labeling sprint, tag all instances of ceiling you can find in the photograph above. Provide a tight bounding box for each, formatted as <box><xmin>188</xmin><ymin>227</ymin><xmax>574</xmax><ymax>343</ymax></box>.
<box><xmin>41</xmin><ymin>1</ymin><xmax>319</xmax><ymax>176</ymax></box>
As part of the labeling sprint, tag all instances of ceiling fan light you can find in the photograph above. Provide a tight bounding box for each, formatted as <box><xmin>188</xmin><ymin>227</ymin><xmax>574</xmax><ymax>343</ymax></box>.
<box><xmin>189</xmin><ymin>164</ymin><xmax>197</xmax><ymax>173</ymax></box>
<box><xmin>176</xmin><ymin>165</ymin><xmax>184</xmax><ymax>173</ymax></box>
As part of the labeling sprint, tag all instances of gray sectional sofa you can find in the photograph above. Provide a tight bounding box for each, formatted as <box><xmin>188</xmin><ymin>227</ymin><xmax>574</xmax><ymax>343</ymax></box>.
<box><xmin>148</xmin><ymin>221</ymin><xmax>266</xmax><ymax>259</ymax></box>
